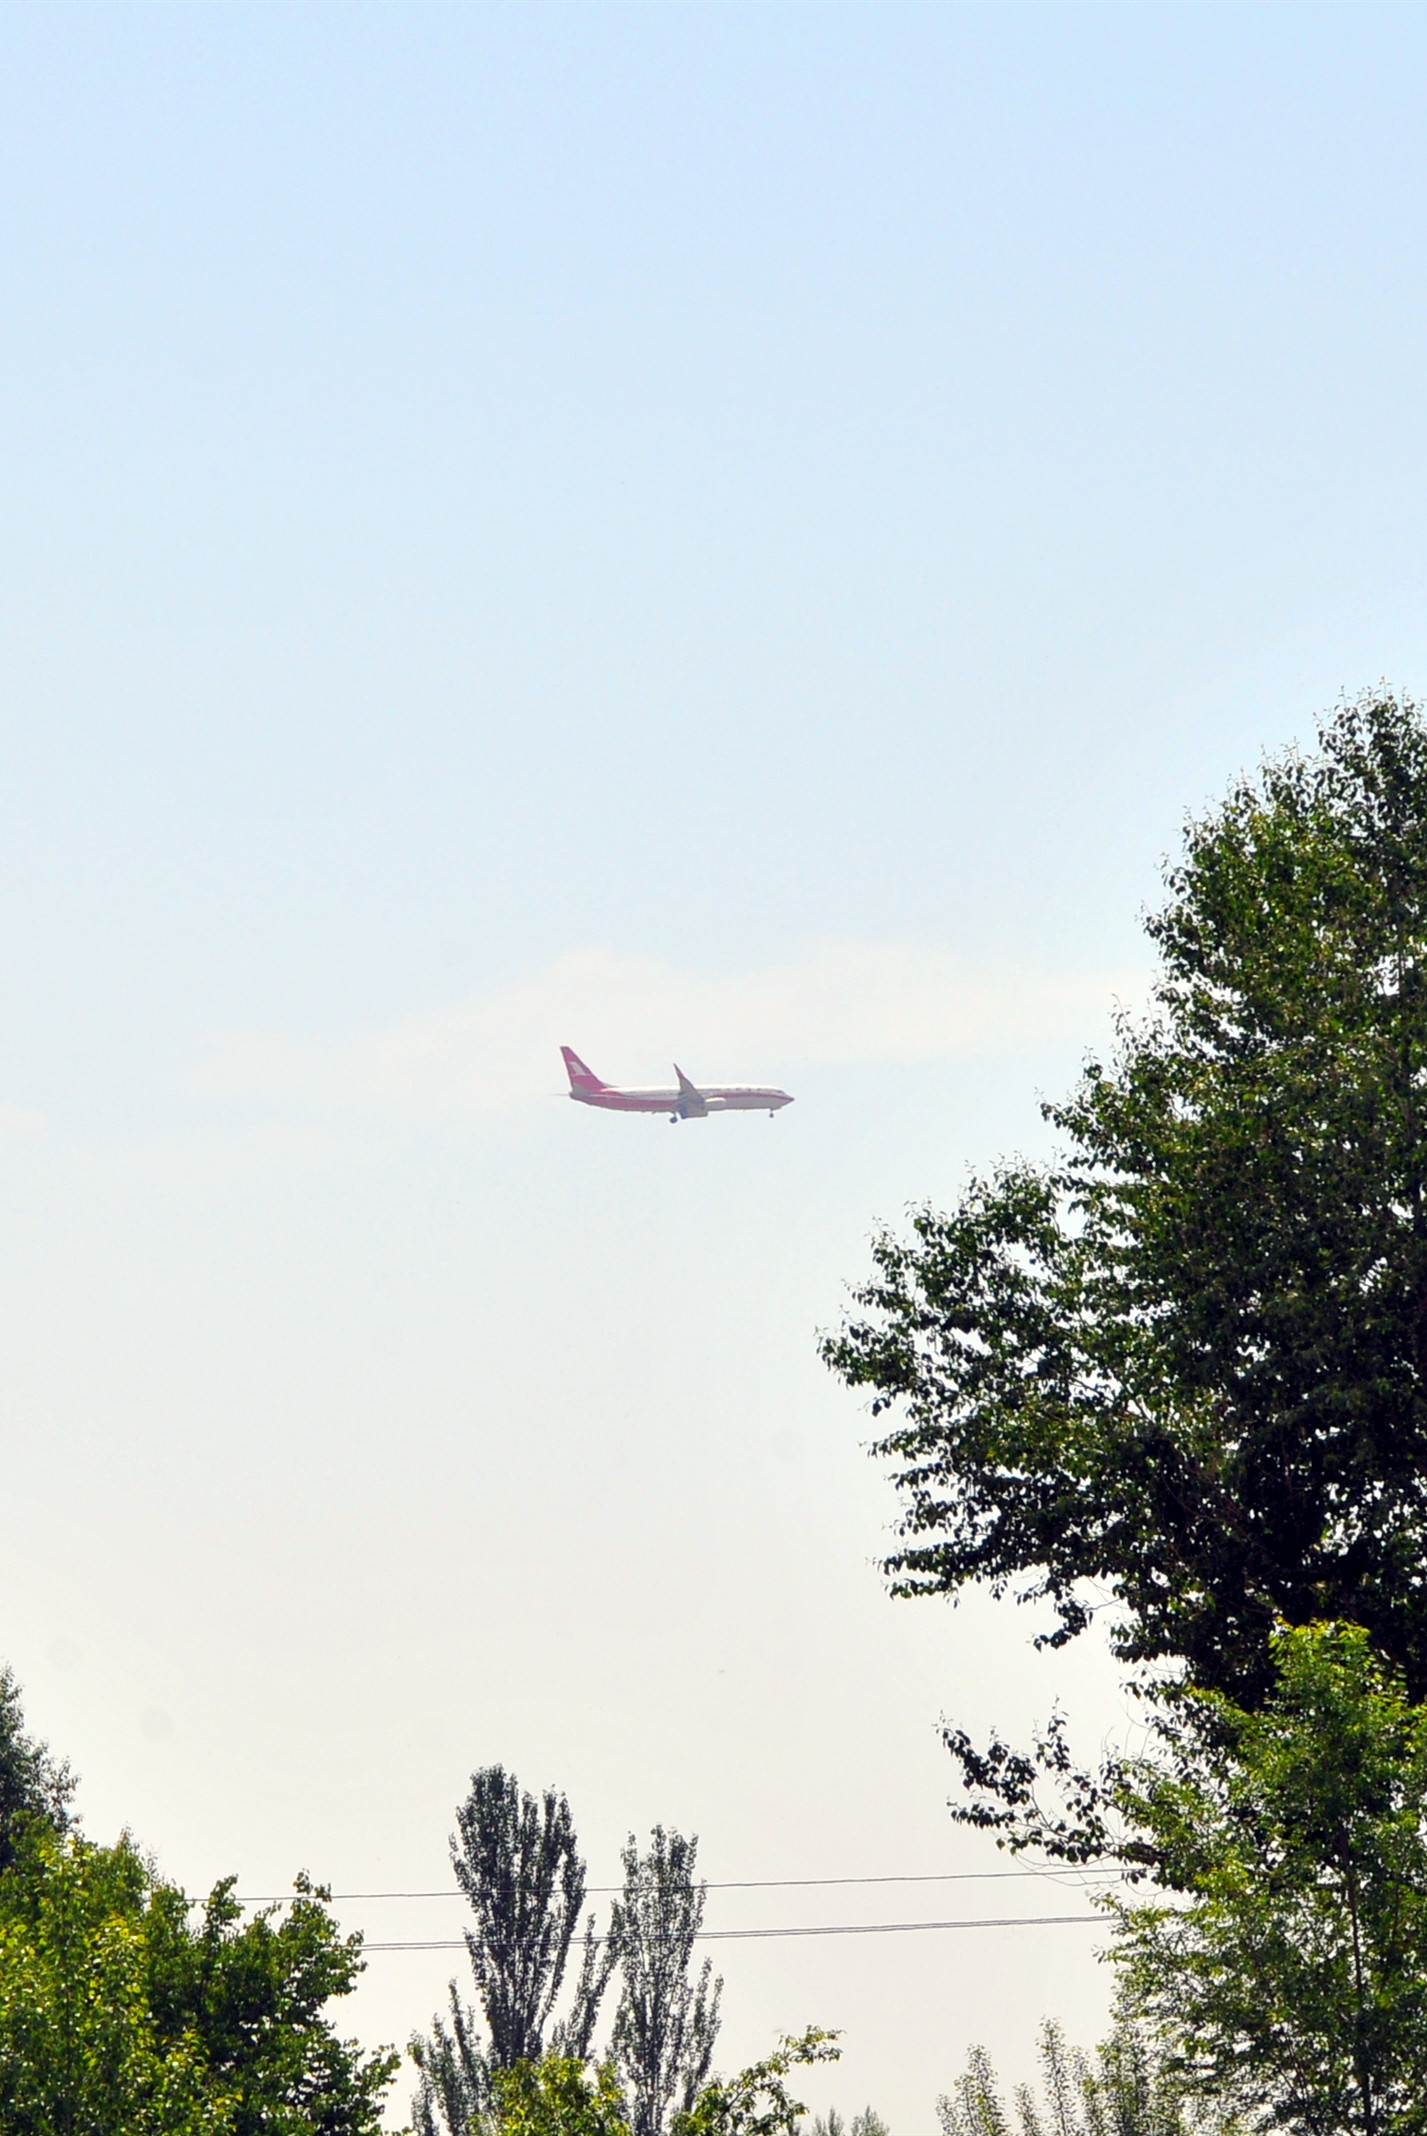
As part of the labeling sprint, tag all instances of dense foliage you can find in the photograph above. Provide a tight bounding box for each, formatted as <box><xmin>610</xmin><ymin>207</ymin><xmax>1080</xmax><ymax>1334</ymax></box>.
<box><xmin>1109</xmin><ymin>1624</ymin><xmax>1427</xmax><ymax>2136</ymax></box>
<box><xmin>825</xmin><ymin>694</ymin><xmax>1427</xmax><ymax>1708</ymax></box>
<box><xmin>0</xmin><ymin>1824</ymin><xmax>397</xmax><ymax>2135</ymax></box>
<box><xmin>825</xmin><ymin>696</ymin><xmax>1427</xmax><ymax>2113</ymax></box>
<box><xmin>415</xmin><ymin>2032</ymin><xmax>838</xmax><ymax>2136</ymax></box>
<box><xmin>0</xmin><ymin>1668</ymin><xmax>73</xmax><ymax>1874</ymax></box>
<box><xmin>490</xmin><ymin>2058</ymin><xmax>633</xmax><ymax>2136</ymax></box>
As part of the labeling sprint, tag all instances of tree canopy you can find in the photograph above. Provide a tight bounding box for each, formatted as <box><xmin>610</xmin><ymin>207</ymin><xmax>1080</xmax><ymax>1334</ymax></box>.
<box><xmin>1108</xmin><ymin>1623</ymin><xmax>1427</xmax><ymax>2136</ymax></box>
<box><xmin>0</xmin><ymin>1825</ymin><xmax>397</xmax><ymax>2135</ymax></box>
<box><xmin>0</xmin><ymin>1668</ymin><xmax>73</xmax><ymax>1874</ymax></box>
<box><xmin>415</xmin><ymin>2031</ymin><xmax>838</xmax><ymax>2136</ymax></box>
<box><xmin>824</xmin><ymin>693</ymin><xmax>1427</xmax><ymax>1707</ymax></box>
<box><xmin>452</xmin><ymin>1769</ymin><xmax>593</xmax><ymax>2073</ymax></box>
<box><xmin>489</xmin><ymin>2057</ymin><xmax>633</xmax><ymax>2136</ymax></box>
<box><xmin>673</xmin><ymin>2031</ymin><xmax>841</xmax><ymax>2136</ymax></box>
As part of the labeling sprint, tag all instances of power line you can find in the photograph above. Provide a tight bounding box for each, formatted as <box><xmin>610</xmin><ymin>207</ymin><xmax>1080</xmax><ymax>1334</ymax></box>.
<box><xmin>238</xmin><ymin>1869</ymin><xmax>1120</xmax><ymax>1905</ymax></box>
<box><xmin>361</xmin><ymin>1913</ymin><xmax>1105</xmax><ymax>1954</ymax></box>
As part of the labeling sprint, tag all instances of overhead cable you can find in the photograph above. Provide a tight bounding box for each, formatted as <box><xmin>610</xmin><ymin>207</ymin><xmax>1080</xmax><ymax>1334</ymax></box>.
<box><xmin>361</xmin><ymin>1912</ymin><xmax>1105</xmax><ymax>1953</ymax></box>
<box><xmin>237</xmin><ymin>1868</ymin><xmax>1119</xmax><ymax>1906</ymax></box>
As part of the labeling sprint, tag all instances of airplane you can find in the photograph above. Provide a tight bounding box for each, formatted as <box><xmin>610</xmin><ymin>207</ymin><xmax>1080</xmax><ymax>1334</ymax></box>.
<box><xmin>561</xmin><ymin>1046</ymin><xmax>794</xmax><ymax>1122</ymax></box>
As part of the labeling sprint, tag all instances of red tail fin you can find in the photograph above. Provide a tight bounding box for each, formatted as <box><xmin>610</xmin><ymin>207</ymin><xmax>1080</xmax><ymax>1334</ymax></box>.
<box><xmin>560</xmin><ymin>1045</ymin><xmax>607</xmax><ymax>1092</ymax></box>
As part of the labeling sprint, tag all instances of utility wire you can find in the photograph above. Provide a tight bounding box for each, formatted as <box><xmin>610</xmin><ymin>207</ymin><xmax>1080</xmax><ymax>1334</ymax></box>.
<box><xmin>361</xmin><ymin>1913</ymin><xmax>1105</xmax><ymax>1953</ymax></box>
<box><xmin>238</xmin><ymin>1868</ymin><xmax>1120</xmax><ymax>1905</ymax></box>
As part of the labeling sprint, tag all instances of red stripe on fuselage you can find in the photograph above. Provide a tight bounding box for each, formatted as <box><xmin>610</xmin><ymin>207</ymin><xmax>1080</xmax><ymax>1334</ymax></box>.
<box><xmin>571</xmin><ymin>1087</ymin><xmax>679</xmax><ymax>1110</ymax></box>
<box><xmin>571</xmin><ymin>1086</ymin><xmax>792</xmax><ymax>1112</ymax></box>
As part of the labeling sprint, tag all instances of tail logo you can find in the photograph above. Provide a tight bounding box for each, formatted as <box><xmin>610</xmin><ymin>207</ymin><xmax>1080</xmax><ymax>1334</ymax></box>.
<box><xmin>561</xmin><ymin>1045</ymin><xmax>605</xmax><ymax>1090</ymax></box>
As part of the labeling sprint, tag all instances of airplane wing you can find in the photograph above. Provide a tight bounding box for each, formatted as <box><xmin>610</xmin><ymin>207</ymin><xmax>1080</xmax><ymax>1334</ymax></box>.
<box><xmin>673</xmin><ymin>1065</ymin><xmax>708</xmax><ymax>1117</ymax></box>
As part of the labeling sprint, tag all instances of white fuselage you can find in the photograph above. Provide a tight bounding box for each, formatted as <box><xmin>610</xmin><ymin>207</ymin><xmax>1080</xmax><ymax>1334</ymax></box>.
<box><xmin>560</xmin><ymin>1046</ymin><xmax>793</xmax><ymax>1119</ymax></box>
<box><xmin>572</xmin><ymin>1083</ymin><xmax>793</xmax><ymax>1115</ymax></box>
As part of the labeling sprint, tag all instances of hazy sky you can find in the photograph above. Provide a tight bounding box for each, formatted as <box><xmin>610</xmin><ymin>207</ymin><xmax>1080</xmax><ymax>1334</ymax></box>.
<box><xmin>5</xmin><ymin>4</ymin><xmax>1427</xmax><ymax>2127</ymax></box>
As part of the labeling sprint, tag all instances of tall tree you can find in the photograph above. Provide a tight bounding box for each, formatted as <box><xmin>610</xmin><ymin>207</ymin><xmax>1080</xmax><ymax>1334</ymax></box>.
<box><xmin>824</xmin><ymin>694</ymin><xmax>1427</xmax><ymax>1718</ymax></box>
<box><xmin>0</xmin><ymin>1667</ymin><xmax>73</xmax><ymax>1874</ymax></box>
<box><xmin>415</xmin><ymin>1768</ymin><xmax>616</xmax><ymax>2133</ymax></box>
<box><xmin>453</xmin><ymin>1768</ymin><xmax>591</xmax><ymax>2071</ymax></box>
<box><xmin>610</xmin><ymin>1828</ymin><xmax>722</xmax><ymax>2136</ymax></box>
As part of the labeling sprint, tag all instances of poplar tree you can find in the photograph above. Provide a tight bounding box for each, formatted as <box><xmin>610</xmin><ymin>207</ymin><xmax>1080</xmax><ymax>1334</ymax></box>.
<box><xmin>610</xmin><ymin>1828</ymin><xmax>722</xmax><ymax>2136</ymax></box>
<box><xmin>413</xmin><ymin>1767</ymin><xmax>615</xmax><ymax>2135</ymax></box>
<box><xmin>453</xmin><ymin>1767</ymin><xmax>592</xmax><ymax>2070</ymax></box>
<box><xmin>937</xmin><ymin>2021</ymin><xmax>1205</xmax><ymax>2136</ymax></box>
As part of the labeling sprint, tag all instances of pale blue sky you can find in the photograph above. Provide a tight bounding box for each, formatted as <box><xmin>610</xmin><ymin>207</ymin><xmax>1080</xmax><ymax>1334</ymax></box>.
<box><xmin>4</xmin><ymin>4</ymin><xmax>1427</xmax><ymax>2127</ymax></box>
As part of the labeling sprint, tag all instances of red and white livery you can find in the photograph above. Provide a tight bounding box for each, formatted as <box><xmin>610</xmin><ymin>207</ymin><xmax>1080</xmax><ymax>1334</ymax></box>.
<box><xmin>561</xmin><ymin>1046</ymin><xmax>793</xmax><ymax>1122</ymax></box>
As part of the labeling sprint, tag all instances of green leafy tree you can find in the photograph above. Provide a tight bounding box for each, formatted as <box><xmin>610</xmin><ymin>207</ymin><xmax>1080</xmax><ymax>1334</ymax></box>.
<box><xmin>0</xmin><ymin>1824</ymin><xmax>398</xmax><ymax>2135</ymax></box>
<box><xmin>673</xmin><ymin>2031</ymin><xmax>840</xmax><ymax>2136</ymax></box>
<box><xmin>940</xmin><ymin>2047</ymin><xmax>1010</xmax><ymax>2136</ymax></box>
<box><xmin>419</xmin><ymin>2033</ymin><xmax>838</xmax><ymax>2136</ymax></box>
<box><xmin>0</xmin><ymin>1831</ymin><xmax>217</xmax><ymax>2135</ymax></box>
<box><xmin>1108</xmin><ymin>1622</ymin><xmax>1427</xmax><ymax>2136</ymax></box>
<box><xmin>937</xmin><ymin>2019</ymin><xmax>1214</xmax><ymax>2136</ymax></box>
<box><xmin>490</xmin><ymin>2057</ymin><xmax>632</xmax><ymax>2136</ymax></box>
<box><xmin>0</xmin><ymin>1668</ymin><xmax>73</xmax><ymax>1873</ymax></box>
<box><xmin>610</xmin><ymin>1828</ymin><xmax>722</xmax><ymax>2136</ymax></box>
<box><xmin>822</xmin><ymin>693</ymin><xmax>1427</xmax><ymax>1822</ymax></box>
<box><xmin>147</xmin><ymin>1871</ymin><xmax>397</xmax><ymax>2135</ymax></box>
